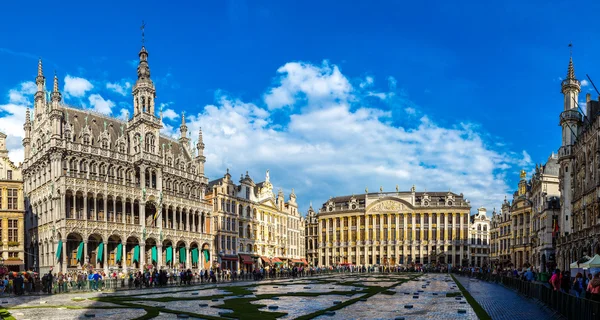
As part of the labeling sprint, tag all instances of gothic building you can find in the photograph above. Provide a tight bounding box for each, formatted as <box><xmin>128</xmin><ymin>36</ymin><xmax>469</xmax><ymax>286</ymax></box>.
<box><xmin>313</xmin><ymin>187</ymin><xmax>472</xmax><ymax>267</ymax></box>
<box><xmin>305</xmin><ymin>204</ymin><xmax>319</xmax><ymax>266</ymax></box>
<box><xmin>23</xmin><ymin>44</ymin><xmax>213</xmax><ymax>274</ymax></box>
<box><xmin>556</xmin><ymin>56</ymin><xmax>600</xmax><ymax>270</ymax></box>
<box><xmin>205</xmin><ymin>170</ymin><xmax>306</xmax><ymax>272</ymax></box>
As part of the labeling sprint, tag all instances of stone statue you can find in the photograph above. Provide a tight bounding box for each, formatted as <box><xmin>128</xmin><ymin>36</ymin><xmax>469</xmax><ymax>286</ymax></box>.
<box><xmin>159</xmin><ymin>191</ymin><xmax>163</xmax><ymax>205</ymax></box>
<box><xmin>142</xmin><ymin>227</ymin><xmax>146</xmax><ymax>240</ymax></box>
<box><xmin>380</xmin><ymin>186</ymin><xmax>383</xmax><ymax>193</ymax></box>
<box><xmin>142</xmin><ymin>188</ymin><xmax>146</xmax><ymax>201</ymax></box>
<box><xmin>266</xmin><ymin>169</ymin><xmax>270</xmax><ymax>182</ymax></box>
<box><xmin>396</xmin><ymin>185</ymin><xmax>399</xmax><ymax>192</ymax></box>
<box><xmin>365</xmin><ymin>187</ymin><xmax>368</xmax><ymax>193</ymax></box>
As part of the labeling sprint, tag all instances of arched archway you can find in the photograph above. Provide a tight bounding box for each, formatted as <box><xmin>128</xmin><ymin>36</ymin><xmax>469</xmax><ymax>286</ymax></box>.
<box><xmin>87</xmin><ymin>233</ymin><xmax>104</xmax><ymax>269</ymax></box>
<box><xmin>190</xmin><ymin>242</ymin><xmax>199</xmax><ymax>270</ymax></box>
<box><xmin>67</xmin><ymin>233</ymin><xmax>84</xmax><ymax>268</ymax></box>
<box><xmin>201</xmin><ymin>243</ymin><xmax>211</xmax><ymax>270</ymax></box>
<box><xmin>108</xmin><ymin>234</ymin><xmax>122</xmax><ymax>268</ymax></box>
<box><xmin>145</xmin><ymin>238</ymin><xmax>157</xmax><ymax>267</ymax></box>
<box><xmin>126</xmin><ymin>236</ymin><xmax>140</xmax><ymax>269</ymax></box>
<box><xmin>163</xmin><ymin>240</ymin><xmax>174</xmax><ymax>268</ymax></box>
<box><xmin>176</xmin><ymin>241</ymin><xmax>187</xmax><ymax>269</ymax></box>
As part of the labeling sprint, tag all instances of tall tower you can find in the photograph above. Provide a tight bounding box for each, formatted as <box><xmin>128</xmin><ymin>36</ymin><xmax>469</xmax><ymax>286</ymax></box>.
<box><xmin>132</xmin><ymin>45</ymin><xmax>156</xmax><ymax>117</ymax></box>
<box><xmin>558</xmin><ymin>53</ymin><xmax>581</xmax><ymax>236</ymax></box>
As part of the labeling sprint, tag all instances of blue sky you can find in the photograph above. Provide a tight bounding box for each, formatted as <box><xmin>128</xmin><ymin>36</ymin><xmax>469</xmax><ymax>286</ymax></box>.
<box><xmin>1</xmin><ymin>0</ymin><xmax>599</xmax><ymax>215</ymax></box>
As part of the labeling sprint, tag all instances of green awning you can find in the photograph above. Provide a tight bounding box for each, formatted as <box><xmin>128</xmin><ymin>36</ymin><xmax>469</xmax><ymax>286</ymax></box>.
<box><xmin>166</xmin><ymin>246</ymin><xmax>173</xmax><ymax>263</ymax></box>
<box><xmin>56</xmin><ymin>240</ymin><xmax>62</xmax><ymax>259</ymax></box>
<box><xmin>179</xmin><ymin>247</ymin><xmax>186</xmax><ymax>263</ymax></box>
<box><xmin>97</xmin><ymin>242</ymin><xmax>104</xmax><ymax>262</ymax></box>
<box><xmin>203</xmin><ymin>250</ymin><xmax>210</xmax><ymax>263</ymax></box>
<box><xmin>192</xmin><ymin>248</ymin><xmax>198</xmax><ymax>264</ymax></box>
<box><xmin>151</xmin><ymin>246</ymin><xmax>157</xmax><ymax>263</ymax></box>
<box><xmin>116</xmin><ymin>243</ymin><xmax>122</xmax><ymax>262</ymax></box>
<box><xmin>76</xmin><ymin>242</ymin><xmax>84</xmax><ymax>262</ymax></box>
<box><xmin>133</xmin><ymin>245</ymin><xmax>140</xmax><ymax>263</ymax></box>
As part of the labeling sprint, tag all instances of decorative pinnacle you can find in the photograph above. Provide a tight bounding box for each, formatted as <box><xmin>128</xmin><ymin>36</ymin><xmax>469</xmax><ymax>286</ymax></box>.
<box><xmin>567</xmin><ymin>57</ymin><xmax>575</xmax><ymax>80</ymax></box>
<box><xmin>37</xmin><ymin>58</ymin><xmax>43</xmax><ymax>77</ymax></box>
<box><xmin>53</xmin><ymin>72</ymin><xmax>59</xmax><ymax>92</ymax></box>
<box><xmin>181</xmin><ymin>111</ymin><xmax>186</xmax><ymax>125</ymax></box>
<box><xmin>25</xmin><ymin>108</ymin><xmax>31</xmax><ymax>124</ymax></box>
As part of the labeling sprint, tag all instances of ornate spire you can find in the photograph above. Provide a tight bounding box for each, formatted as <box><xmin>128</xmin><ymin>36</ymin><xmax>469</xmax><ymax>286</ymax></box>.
<box><xmin>179</xmin><ymin>111</ymin><xmax>188</xmax><ymax>139</ymax></box>
<box><xmin>36</xmin><ymin>58</ymin><xmax>44</xmax><ymax>84</ymax></box>
<box><xmin>25</xmin><ymin>108</ymin><xmax>31</xmax><ymax>125</ymax></box>
<box><xmin>567</xmin><ymin>57</ymin><xmax>575</xmax><ymax>80</ymax></box>
<box><xmin>51</xmin><ymin>72</ymin><xmax>62</xmax><ymax>103</ymax></box>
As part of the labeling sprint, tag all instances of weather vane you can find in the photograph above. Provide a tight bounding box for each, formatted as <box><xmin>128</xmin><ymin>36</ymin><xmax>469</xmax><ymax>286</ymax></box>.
<box><xmin>569</xmin><ymin>42</ymin><xmax>573</xmax><ymax>57</ymax></box>
<box><xmin>141</xmin><ymin>20</ymin><xmax>146</xmax><ymax>45</ymax></box>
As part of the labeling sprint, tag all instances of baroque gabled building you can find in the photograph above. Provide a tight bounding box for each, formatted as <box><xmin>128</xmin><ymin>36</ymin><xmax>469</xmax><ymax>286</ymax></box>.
<box><xmin>0</xmin><ymin>133</ymin><xmax>25</xmax><ymax>271</ymax></box>
<box><xmin>490</xmin><ymin>197</ymin><xmax>513</xmax><ymax>267</ymax></box>
<box><xmin>556</xmin><ymin>56</ymin><xmax>600</xmax><ymax>270</ymax></box>
<box><xmin>23</xmin><ymin>44</ymin><xmax>213</xmax><ymax>274</ymax></box>
<box><xmin>205</xmin><ymin>170</ymin><xmax>306</xmax><ymax>272</ymax></box>
<box><xmin>468</xmin><ymin>207</ymin><xmax>490</xmax><ymax>268</ymax></box>
<box><xmin>305</xmin><ymin>203</ymin><xmax>319</xmax><ymax>266</ymax></box>
<box><xmin>314</xmin><ymin>187</ymin><xmax>471</xmax><ymax>267</ymax></box>
<box><xmin>529</xmin><ymin>154</ymin><xmax>560</xmax><ymax>272</ymax></box>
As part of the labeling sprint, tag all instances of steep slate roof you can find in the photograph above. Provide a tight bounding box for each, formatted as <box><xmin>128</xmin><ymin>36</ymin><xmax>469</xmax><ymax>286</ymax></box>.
<box><xmin>61</xmin><ymin>105</ymin><xmax>186</xmax><ymax>159</ymax></box>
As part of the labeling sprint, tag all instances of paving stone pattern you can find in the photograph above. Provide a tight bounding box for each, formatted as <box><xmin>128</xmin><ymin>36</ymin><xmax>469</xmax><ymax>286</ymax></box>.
<box><xmin>453</xmin><ymin>275</ymin><xmax>564</xmax><ymax>320</ymax></box>
<box><xmin>2</xmin><ymin>274</ymin><xmax>478</xmax><ymax>319</ymax></box>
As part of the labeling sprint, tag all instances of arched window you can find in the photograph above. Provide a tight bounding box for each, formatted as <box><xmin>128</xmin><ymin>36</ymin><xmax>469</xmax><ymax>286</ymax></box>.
<box><xmin>83</xmin><ymin>134</ymin><xmax>90</xmax><ymax>145</ymax></box>
<box><xmin>238</xmin><ymin>204</ymin><xmax>243</xmax><ymax>216</ymax></box>
<box><xmin>483</xmin><ymin>225</ymin><xmax>487</xmax><ymax>231</ymax></box>
<box><xmin>119</xmin><ymin>142</ymin><xmax>126</xmax><ymax>153</ymax></box>
<box><xmin>102</xmin><ymin>138</ymin><xmax>109</xmax><ymax>149</ymax></box>
<box><xmin>145</xmin><ymin>133</ymin><xmax>155</xmax><ymax>153</ymax></box>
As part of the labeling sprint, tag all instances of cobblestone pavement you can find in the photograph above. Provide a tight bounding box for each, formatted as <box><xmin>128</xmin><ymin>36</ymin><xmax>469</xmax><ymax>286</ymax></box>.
<box><xmin>0</xmin><ymin>273</ymin><xmax>479</xmax><ymax>319</ymax></box>
<box><xmin>453</xmin><ymin>275</ymin><xmax>564</xmax><ymax>320</ymax></box>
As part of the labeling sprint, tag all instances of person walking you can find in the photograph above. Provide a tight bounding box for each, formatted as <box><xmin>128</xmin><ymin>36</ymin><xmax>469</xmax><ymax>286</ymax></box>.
<box><xmin>572</xmin><ymin>272</ymin><xmax>585</xmax><ymax>298</ymax></box>
<box><xmin>587</xmin><ymin>272</ymin><xmax>600</xmax><ymax>302</ymax></box>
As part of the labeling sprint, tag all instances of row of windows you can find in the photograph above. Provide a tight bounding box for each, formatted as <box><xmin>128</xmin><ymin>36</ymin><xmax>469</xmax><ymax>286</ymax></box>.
<box><xmin>0</xmin><ymin>189</ymin><xmax>19</xmax><ymax>210</ymax></box>
<box><xmin>321</xmin><ymin>214</ymin><xmax>469</xmax><ymax>227</ymax></box>
<box><xmin>0</xmin><ymin>219</ymin><xmax>19</xmax><ymax>242</ymax></box>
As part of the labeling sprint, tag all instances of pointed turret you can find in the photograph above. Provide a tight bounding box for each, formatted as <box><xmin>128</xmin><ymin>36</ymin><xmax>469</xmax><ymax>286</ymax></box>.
<box><xmin>34</xmin><ymin>58</ymin><xmax>46</xmax><ymax>119</ymax></box>
<box><xmin>196</xmin><ymin>127</ymin><xmax>205</xmax><ymax>157</ymax></box>
<box><xmin>23</xmin><ymin>108</ymin><xmax>32</xmax><ymax>159</ymax></box>
<box><xmin>51</xmin><ymin>72</ymin><xmax>62</xmax><ymax>105</ymax></box>
<box><xmin>179</xmin><ymin>111</ymin><xmax>189</xmax><ymax>145</ymax></box>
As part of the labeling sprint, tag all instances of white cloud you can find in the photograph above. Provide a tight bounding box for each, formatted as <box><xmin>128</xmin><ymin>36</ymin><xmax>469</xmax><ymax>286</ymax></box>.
<box><xmin>0</xmin><ymin>81</ymin><xmax>34</xmax><ymax>164</ymax></box>
<box><xmin>360</xmin><ymin>76</ymin><xmax>374</xmax><ymax>89</ymax></box>
<box><xmin>264</xmin><ymin>60</ymin><xmax>352</xmax><ymax>110</ymax></box>
<box><xmin>181</xmin><ymin>62</ymin><xmax>528</xmax><ymax>213</ymax></box>
<box><xmin>162</xmin><ymin>108</ymin><xmax>178</xmax><ymax>120</ymax></box>
<box><xmin>106</xmin><ymin>80</ymin><xmax>131</xmax><ymax>96</ymax></box>
<box><xmin>64</xmin><ymin>75</ymin><xmax>93</xmax><ymax>98</ymax></box>
<box><xmin>581</xmin><ymin>79</ymin><xmax>589</xmax><ymax>87</ymax></box>
<box><xmin>0</xmin><ymin>61</ymin><xmax>531</xmax><ymax>214</ymax></box>
<box><xmin>117</xmin><ymin>108</ymin><xmax>130</xmax><ymax>121</ymax></box>
<box><xmin>88</xmin><ymin>94</ymin><xmax>115</xmax><ymax>114</ymax></box>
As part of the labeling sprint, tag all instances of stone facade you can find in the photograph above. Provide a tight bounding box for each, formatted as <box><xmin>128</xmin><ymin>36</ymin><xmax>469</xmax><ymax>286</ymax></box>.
<box><xmin>490</xmin><ymin>199</ymin><xmax>512</xmax><ymax>266</ymax></box>
<box><xmin>0</xmin><ymin>132</ymin><xmax>25</xmax><ymax>271</ymax></box>
<box><xmin>468</xmin><ymin>207</ymin><xmax>490</xmax><ymax>268</ymax></box>
<box><xmin>312</xmin><ymin>187</ymin><xmax>472</xmax><ymax>267</ymax></box>
<box><xmin>490</xmin><ymin>155</ymin><xmax>560</xmax><ymax>271</ymax></box>
<box><xmin>556</xmin><ymin>57</ymin><xmax>600</xmax><ymax>270</ymax></box>
<box><xmin>529</xmin><ymin>155</ymin><xmax>560</xmax><ymax>272</ymax></box>
<box><xmin>23</xmin><ymin>45</ymin><xmax>213</xmax><ymax>274</ymax></box>
<box><xmin>205</xmin><ymin>170</ymin><xmax>306</xmax><ymax>272</ymax></box>
<box><xmin>305</xmin><ymin>204</ymin><xmax>318</xmax><ymax>266</ymax></box>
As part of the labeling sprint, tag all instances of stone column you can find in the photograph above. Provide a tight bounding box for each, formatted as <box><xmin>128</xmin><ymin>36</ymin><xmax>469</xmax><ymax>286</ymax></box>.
<box><xmin>451</xmin><ymin>213</ymin><xmax>456</xmax><ymax>265</ymax></box>
<box><xmin>403</xmin><ymin>214</ymin><xmax>408</xmax><ymax>265</ymax></box>
<box><xmin>122</xmin><ymin>200</ymin><xmax>126</xmax><ymax>224</ymax></box>
<box><xmin>186</xmin><ymin>245</ymin><xmax>191</xmax><ymax>269</ymax></box>
<box><xmin>113</xmin><ymin>198</ymin><xmax>117</xmax><ymax>222</ymax></box>
<box><xmin>459</xmin><ymin>213</ymin><xmax>464</xmax><ymax>267</ymax></box>
<box><xmin>140</xmin><ymin>166</ymin><xmax>146</xmax><ymax>189</ymax></box>
<box><xmin>122</xmin><ymin>240</ymin><xmax>128</xmax><ymax>272</ymax></box>
<box><xmin>186</xmin><ymin>210</ymin><xmax>190</xmax><ymax>232</ymax></box>
<box><xmin>62</xmin><ymin>238</ymin><xmax>67</xmax><ymax>273</ymax></box>
<box><xmin>324</xmin><ymin>219</ymin><xmax>330</xmax><ymax>266</ymax></box>
<box><xmin>140</xmin><ymin>244</ymin><xmax>145</xmax><ymax>269</ymax></box>
<box><xmin>130</xmin><ymin>201</ymin><xmax>134</xmax><ymax>224</ymax></box>
<box><xmin>83</xmin><ymin>194</ymin><xmax>88</xmax><ymax>221</ymax></box>
<box><xmin>140</xmin><ymin>202</ymin><xmax>146</xmax><ymax>227</ymax></box>
<box><xmin>157</xmin><ymin>205</ymin><xmax>163</xmax><ymax>229</ymax></box>
<box><xmin>83</xmin><ymin>240</ymin><xmax>88</xmax><ymax>267</ymax></box>
<box><xmin>103</xmin><ymin>197</ymin><xmax>108</xmax><ymax>222</ymax></box>
<box><xmin>157</xmin><ymin>244</ymin><xmax>163</xmax><ymax>269</ymax></box>
<box><xmin>103</xmin><ymin>241</ymin><xmax>108</xmax><ymax>273</ymax></box>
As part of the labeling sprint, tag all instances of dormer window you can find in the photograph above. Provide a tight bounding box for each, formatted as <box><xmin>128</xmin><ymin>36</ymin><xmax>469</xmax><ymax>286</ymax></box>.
<box><xmin>102</xmin><ymin>138</ymin><xmax>109</xmax><ymax>149</ymax></box>
<box><xmin>83</xmin><ymin>134</ymin><xmax>90</xmax><ymax>145</ymax></box>
<box><xmin>119</xmin><ymin>142</ymin><xmax>126</xmax><ymax>153</ymax></box>
<box><xmin>167</xmin><ymin>158</ymin><xmax>173</xmax><ymax>167</ymax></box>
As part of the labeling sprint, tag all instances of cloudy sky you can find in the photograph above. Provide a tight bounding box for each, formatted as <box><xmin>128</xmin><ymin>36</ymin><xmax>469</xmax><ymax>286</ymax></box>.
<box><xmin>2</xmin><ymin>0</ymin><xmax>599</xmax><ymax>216</ymax></box>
